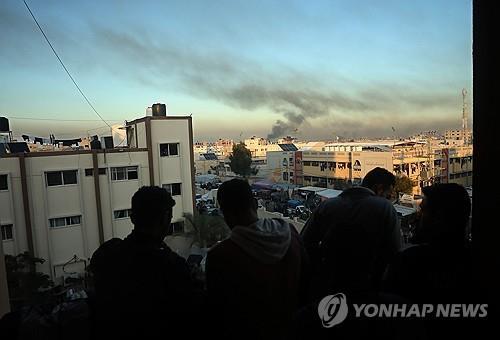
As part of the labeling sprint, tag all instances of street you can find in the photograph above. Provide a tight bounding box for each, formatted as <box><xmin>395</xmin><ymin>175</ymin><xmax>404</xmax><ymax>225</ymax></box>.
<box><xmin>257</xmin><ymin>208</ymin><xmax>306</xmax><ymax>233</ymax></box>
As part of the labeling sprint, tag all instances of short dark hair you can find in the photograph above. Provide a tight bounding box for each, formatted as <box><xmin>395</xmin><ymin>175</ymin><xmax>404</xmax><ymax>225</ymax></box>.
<box><xmin>131</xmin><ymin>186</ymin><xmax>175</xmax><ymax>228</ymax></box>
<box><xmin>422</xmin><ymin>183</ymin><xmax>471</xmax><ymax>230</ymax></box>
<box><xmin>361</xmin><ymin>167</ymin><xmax>396</xmax><ymax>191</ymax></box>
<box><xmin>217</xmin><ymin>178</ymin><xmax>254</xmax><ymax>213</ymax></box>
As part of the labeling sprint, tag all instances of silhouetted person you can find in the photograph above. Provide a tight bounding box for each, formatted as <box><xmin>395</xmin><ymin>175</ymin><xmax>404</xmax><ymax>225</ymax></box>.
<box><xmin>205</xmin><ymin>179</ymin><xmax>309</xmax><ymax>340</ymax></box>
<box><xmin>294</xmin><ymin>169</ymin><xmax>425</xmax><ymax>340</ymax></box>
<box><xmin>89</xmin><ymin>186</ymin><xmax>201</xmax><ymax>338</ymax></box>
<box><xmin>301</xmin><ymin>167</ymin><xmax>400</xmax><ymax>298</ymax></box>
<box><xmin>383</xmin><ymin>183</ymin><xmax>480</xmax><ymax>339</ymax></box>
<box><xmin>383</xmin><ymin>183</ymin><xmax>476</xmax><ymax>301</ymax></box>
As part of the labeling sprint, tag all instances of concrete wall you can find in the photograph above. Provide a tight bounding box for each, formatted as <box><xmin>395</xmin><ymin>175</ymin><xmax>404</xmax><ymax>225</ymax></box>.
<box><xmin>151</xmin><ymin>119</ymin><xmax>194</xmax><ymax>221</ymax></box>
<box><xmin>0</xmin><ymin>158</ymin><xmax>26</xmax><ymax>256</ymax></box>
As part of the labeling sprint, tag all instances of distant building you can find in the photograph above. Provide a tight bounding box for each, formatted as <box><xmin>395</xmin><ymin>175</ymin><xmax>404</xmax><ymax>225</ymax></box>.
<box><xmin>266</xmin><ymin>144</ymin><xmax>299</xmax><ymax>184</ymax></box>
<box><xmin>193</xmin><ymin>139</ymin><xmax>234</xmax><ymax>159</ymax></box>
<box><xmin>244</xmin><ymin>136</ymin><xmax>268</xmax><ymax>158</ymax></box>
<box><xmin>445</xmin><ymin>129</ymin><xmax>472</xmax><ymax>146</ymax></box>
<box><xmin>194</xmin><ymin>152</ymin><xmax>219</xmax><ymax>175</ymax></box>
<box><xmin>283</xmin><ymin>140</ymin><xmax>473</xmax><ymax>193</ymax></box>
<box><xmin>300</xmin><ymin>144</ymin><xmax>393</xmax><ymax>189</ymax></box>
<box><xmin>0</xmin><ymin>108</ymin><xmax>195</xmax><ymax>283</ymax></box>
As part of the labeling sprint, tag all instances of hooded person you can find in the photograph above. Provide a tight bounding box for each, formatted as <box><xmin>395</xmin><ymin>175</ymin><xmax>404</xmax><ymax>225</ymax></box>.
<box><xmin>205</xmin><ymin>178</ymin><xmax>309</xmax><ymax>340</ymax></box>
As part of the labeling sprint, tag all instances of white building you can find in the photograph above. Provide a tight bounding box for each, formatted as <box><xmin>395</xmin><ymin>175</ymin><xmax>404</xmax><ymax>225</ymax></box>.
<box><xmin>244</xmin><ymin>136</ymin><xmax>268</xmax><ymax>158</ymax></box>
<box><xmin>0</xmin><ymin>111</ymin><xmax>195</xmax><ymax>282</ymax></box>
<box><xmin>265</xmin><ymin>144</ymin><xmax>299</xmax><ymax>184</ymax></box>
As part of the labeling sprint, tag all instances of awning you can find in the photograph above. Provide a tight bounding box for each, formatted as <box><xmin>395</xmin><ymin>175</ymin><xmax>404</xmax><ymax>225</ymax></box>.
<box><xmin>316</xmin><ymin>189</ymin><xmax>343</xmax><ymax>199</ymax></box>
<box><xmin>298</xmin><ymin>186</ymin><xmax>327</xmax><ymax>193</ymax></box>
<box><xmin>252</xmin><ymin>180</ymin><xmax>275</xmax><ymax>190</ymax></box>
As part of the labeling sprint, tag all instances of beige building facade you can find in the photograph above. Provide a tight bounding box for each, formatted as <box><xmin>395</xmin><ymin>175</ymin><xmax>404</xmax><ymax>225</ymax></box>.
<box><xmin>0</xmin><ymin>115</ymin><xmax>195</xmax><ymax>282</ymax></box>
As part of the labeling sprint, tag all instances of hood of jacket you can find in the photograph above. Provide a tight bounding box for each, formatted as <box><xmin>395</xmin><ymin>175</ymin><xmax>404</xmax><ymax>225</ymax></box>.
<box><xmin>230</xmin><ymin>218</ymin><xmax>292</xmax><ymax>264</ymax></box>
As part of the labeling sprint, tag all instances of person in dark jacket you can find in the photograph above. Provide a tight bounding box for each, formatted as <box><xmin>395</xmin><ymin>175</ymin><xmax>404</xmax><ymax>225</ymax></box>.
<box><xmin>89</xmin><ymin>186</ymin><xmax>202</xmax><ymax>339</ymax></box>
<box><xmin>294</xmin><ymin>168</ymin><xmax>420</xmax><ymax>340</ymax></box>
<box><xmin>301</xmin><ymin>167</ymin><xmax>400</xmax><ymax>298</ymax></box>
<box><xmin>383</xmin><ymin>183</ymin><xmax>480</xmax><ymax>339</ymax></box>
<box><xmin>205</xmin><ymin>179</ymin><xmax>309</xmax><ymax>340</ymax></box>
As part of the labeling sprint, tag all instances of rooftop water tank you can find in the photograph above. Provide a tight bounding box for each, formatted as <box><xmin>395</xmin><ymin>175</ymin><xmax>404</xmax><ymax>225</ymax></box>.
<box><xmin>152</xmin><ymin>103</ymin><xmax>166</xmax><ymax>116</ymax></box>
<box><xmin>0</xmin><ymin>117</ymin><xmax>9</xmax><ymax>132</ymax></box>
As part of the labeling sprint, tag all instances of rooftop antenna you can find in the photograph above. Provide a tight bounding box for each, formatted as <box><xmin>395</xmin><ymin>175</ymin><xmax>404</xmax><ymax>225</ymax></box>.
<box><xmin>462</xmin><ymin>88</ymin><xmax>468</xmax><ymax>146</ymax></box>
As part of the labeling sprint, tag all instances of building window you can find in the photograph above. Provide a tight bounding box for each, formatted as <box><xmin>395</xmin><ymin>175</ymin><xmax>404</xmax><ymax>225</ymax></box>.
<box><xmin>85</xmin><ymin>168</ymin><xmax>107</xmax><ymax>176</ymax></box>
<box><xmin>311</xmin><ymin>161</ymin><xmax>319</xmax><ymax>167</ymax></box>
<box><xmin>303</xmin><ymin>161</ymin><xmax>311</xmax><ymax>166</ymax></box>
<box><xmin>283</xmin><ymin>172</ymin><xmax>289</xmax><ymax>181</ymax></box>
<box><xmin>114</xmin><ymin>209</ymin><xmax>132</xmax><ymax>219</ymax></box>
<box><xmin>111</xmin><ymin>166</ymin><xmax>138</xmax><ymax>181</ymax></box>
<box><xmin>160</xmin><ymin>143</ymin><xmax>180</xmax><ymax>157</ymax></box>
<box><xmin>289</xmin><ymin>158</ymin><xmax>293</xmax><ymax>163</ymax></box>
<box><xmin>1</xmin><ymin>224</ymin><xmax>13</xmax><ymax>241</ymax></box>
<box><xmin>0</xmin><ymin>174</ymin><xmax>7</xmax><ymax>190</ymax></box>
<box><xmin>49</xmin><ymin>215</ymin><xmax>82</xmax><ymax>228</ymax></box>
<box><xmin>162</xmin><ymin>183</ymin><xmax>182</xmax><ymax>196</ymax></box>
<box><xmin>46</xmin><ymin>170</ymin><xmax>78</xmax><ymax>186</ymax></box>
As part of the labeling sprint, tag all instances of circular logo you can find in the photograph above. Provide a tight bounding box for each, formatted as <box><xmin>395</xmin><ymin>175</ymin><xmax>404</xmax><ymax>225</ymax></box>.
<box><xmin>318</xmin><ymin>293</ymin><xmax>348</xmax><ymax>328</ymax></box>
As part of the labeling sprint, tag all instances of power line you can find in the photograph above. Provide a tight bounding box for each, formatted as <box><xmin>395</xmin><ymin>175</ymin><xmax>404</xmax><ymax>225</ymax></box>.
<box><xmin>9</xmin><ymin>116</ymin><xmax>123</xmax><ymax>122</ymax></box>
<box><xmin>22</xmin><ymin>0</ymin><xmax>112</xmax><ymax>129</ymax></box>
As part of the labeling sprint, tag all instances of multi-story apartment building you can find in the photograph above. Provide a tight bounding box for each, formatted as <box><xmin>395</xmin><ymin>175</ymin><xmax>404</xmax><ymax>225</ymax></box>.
<box><xmin>299</xmin><ymin>145</ymin><xmax>393</xmax><ymax>189</ymax></box>
<box><xmin>214</xmin><ymin>139</ymin><xmax>234</xmax><ymax>158</ymax></box>
<box><xmin>445</xmin><ymin>129</ymin><xmax>473</xmax><ymax>146</ymax></box>
<box><xmin>244</xmin><ymin>136</ymin><xmax>268</xmax><ymax>158</ymax></box>
<box><xmin>0</xmin><ymin>109</ymin><xmax>195</xmax><ymax>282</ymax></box>
<box><xmin>265</xmin><ymin>144</ymin><xmax>299</xmax><ymax>184</ymax></box>
<box><xmin>194</xmin><ymin>139</ymin><xmax>234</xmax><ymax>159</ymax></box>
<box><xmin>267</xmin><ymin>141</ymin><xmax>473</xmax><ymax>193</ymax></box>
<box><xmin>436</xmin><ymin>145</ymin><xmax>473</xmax><ymax>187</ymax></box>
<box><xmin>392</xmin><ymin>142</ymin><xmax>473</xmax><ymax>191</ymax></box>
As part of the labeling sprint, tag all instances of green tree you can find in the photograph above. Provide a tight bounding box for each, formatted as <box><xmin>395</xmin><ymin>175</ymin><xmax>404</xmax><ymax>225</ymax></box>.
<box><xmin>394</xmin><ymin>175</ymin><xmax>414</xmax><ymax>195</ymax></box>
<box><xmin>229</xmin><ymin>142</ymin><xmax>254</xmax><ymax>177</ymax></box>
<box><xmin>4</xmin><ymin>252</ymin><xmax>54</xmax><ymax>310</ymax></box>
<box><xmin>184</xmin><ymin>213</ymin><xmax>231</xmax><ymax>248</ymax></box>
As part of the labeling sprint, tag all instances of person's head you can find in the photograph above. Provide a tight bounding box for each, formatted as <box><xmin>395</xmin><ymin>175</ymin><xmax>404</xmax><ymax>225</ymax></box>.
<box><xmin>217</xmin><ymin>178</ymin><xmax>258</xmax><ymax>229</ymax></box>
<box><xmin>361</xmin><ymin>167</ymin><xmax>396</xmax><ymax>199</ymax></box>
<box><xmin>413</xmin><ymin>183</ymin><xmax>471</xmax><ymax>247</ymax></box>
<box><xmin>130</xmin><ymin>186</ymin><xmax>176</xmax><ymax>240</ymax></box>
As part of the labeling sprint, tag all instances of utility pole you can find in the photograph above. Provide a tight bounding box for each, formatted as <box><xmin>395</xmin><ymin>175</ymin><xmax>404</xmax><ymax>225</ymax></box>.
<box><xmin>427</xmin><ymin>133</ymin><xmax>433</xmax><ymax>186</ymax></box>
<box><xmin>462</xmin><ymin>88</ymin><xmax>468</xmax><ymax>146</ymax></box>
